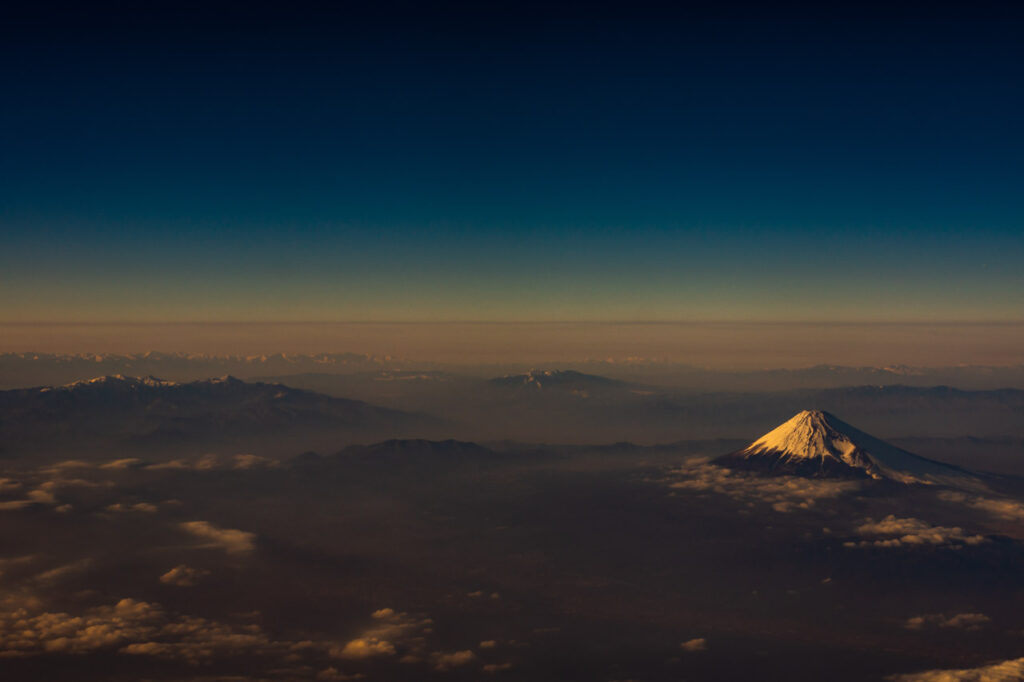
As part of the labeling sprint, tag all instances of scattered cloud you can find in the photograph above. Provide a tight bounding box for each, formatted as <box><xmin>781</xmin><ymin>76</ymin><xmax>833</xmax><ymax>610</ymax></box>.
<box><xmin>179</xmin><ymin>521</ymin><xmax>256</xmax><ymax>554</ymax></box>
<box><xmin>938</xmin><ymin>491</ymin><xmax>1024</xmax><ymax>523</ymax></box>
<box><xmin>100</xmin><ymin>459</ymin><xmax>143</xmax><ymax>469</ymax></box>
<box><xmin>680</xmin><ymin>637</ymin><xmax>707</xmax><ymax>652</ymax></box>
<box><xmin>32</xmin><ymin>558</ymin><xmax>95</xmax><ymax>585</ymax></box>
<box><xmin>479</xmin><ymin>639</ymin><xmax>497</xmax><ymax>649</ymax></box>
<box><xmin>331</xmin><ymin>609</ymin><xmax>432</xmax><ymax>662</ymax></box>
<box><xmin>888</xmin><ymin>657</ymin><xmax>1024</xmax><ymax>681</ymax></box>
<box><xmin>904</xmin><ymin>613</ymin><xmax>990</xmax><ymax>631</ymax></box>
<box><xmin>1</xmin><ymin>477</ymin><xmax>112</xmax><ymax>511</ymax></box>
<box><xmin>27</xmin><ymin>488</ymin><xmax>57</xmax><ymax>504</ymax></box>
<box><xmin>483</xmin><ymin>661</ymin><xmax>513</xmax><ymax>673</ymax></box>
<box><xmin>148</xmin><ymin>455</ymin><xmax>278</xmax><ymax>471</ymax></box>
<box><xmin>315</xmin><ymin>668</ymin><xmax>365</xmax><ymax>681</ymax></box>
<box><xmin>0</xmin><ymin>478</ymin><xmax>22</xmax><ymax>493</ymax></box>
<box><xmin>335</xmin><ymin>637</ymin><xmax>396</xmax><ymax>659</ymax></box>
<box><xmin>0</xmin><ymin>598</ymin><xmax>276</xmax><ymax>661</ymax></box>
<box><xmin>844</xmin><ymin>516</ymin><xmax>986</xmax><ymax>549</ymax></box>
<box><xmin>667</xmin><ymin>460</ymin><xmax>859</xmax><ymax>512</ymax></box>
<box><xmin>106</xmin><ymin>502</ymin><xmax>159</xmax><ymax>513</ymax></box>
<box><xmin>431</xmin><ymin>649</ymin><xmax>476</xmax><ymax>671</ymax></box>
<box><xmin>159</xmin><ymin>565</ymin><xmax>210</xmax><ymax>587</ymax></box>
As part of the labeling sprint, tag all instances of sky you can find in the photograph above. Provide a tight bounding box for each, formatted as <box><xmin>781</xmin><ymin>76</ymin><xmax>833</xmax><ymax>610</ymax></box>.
<box><xmin>1</xmin><ymin>2</ymin><xmax>1022</xmax><ymax>357</ymax></box>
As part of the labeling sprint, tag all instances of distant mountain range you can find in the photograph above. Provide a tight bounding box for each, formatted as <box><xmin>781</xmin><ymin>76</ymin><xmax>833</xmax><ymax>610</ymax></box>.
<box><xmin>0</xmin><ymin>375</ymin><xmax>438</xmax><ymax>458</ymax></box>
<box><xmin>2</xmin><ymin>370</ymin><xmax>1024</xmax><ymax>474</ymax></box>
<box><xmin>487</xmin><ymin>369</ymin><xmax>627</xmax><ymax>393</ymax></box>
<box><xmin>249</xmin><ymin>370</ymin><xmax>1024</xmax><ymax>444</ymax></box>
<box><xmin>0</xmin><ymin>352</ymin><xmax>400</xmax><ymax>389</ymax></box>
<box><xmin>4</xmin><ymin>352</ymin><xmax>1024</xmax><ymax>391</ymax></box>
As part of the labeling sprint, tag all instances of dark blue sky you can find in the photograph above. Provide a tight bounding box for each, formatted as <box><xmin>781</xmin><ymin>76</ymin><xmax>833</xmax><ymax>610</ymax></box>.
<box><xmin>2</xmin><ymin>1</ymin><xmax>1022</xmax><ymax>323</ymax></box>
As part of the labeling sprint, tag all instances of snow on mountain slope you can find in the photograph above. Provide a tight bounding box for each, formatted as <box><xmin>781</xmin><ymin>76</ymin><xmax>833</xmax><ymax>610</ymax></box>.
<box><xmin>715</xmin><ymin>410</ymin><xmax>987</xmax><ymax>489</ymax></box>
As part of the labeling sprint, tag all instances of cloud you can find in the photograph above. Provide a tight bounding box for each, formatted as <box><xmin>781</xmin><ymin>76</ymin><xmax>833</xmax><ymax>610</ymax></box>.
<box><xmin>147</xmin><ymin>455</ymin><xmax>278</xmax><ymax>472</ymax></box>
<box><xmin>1</xmin><ymin>477</ymin><xmax>111</xmax><ymax>511</ymax></box>
<box><xmin>483</xmin><ymin>662</ymin><xmax>513</xmax><ymax>673</ymax></box>
<box><xmin>32</xmin><ymin>558</ymin><xmax>95</xmax><ymax>585</ymax></box>
<box><xmin>888</xmin><ymin>657</ymin><xmax>1024</xmax><ymax>681</ymax></box>
<box><xmin>431</xmin><ymin>649</ymin><xmax>476</xmax><ymax>671</ymax></box>
<box><xmin>100</xmin><ymin>458</ymin><xmax>143</xmax><ymax>469</ymax></box>
<box><xmin>938</xmin><ymin>491</ymin><xmax>1024</xmax><ymax>523</ymax></box>
<box><xmin>479</xmin><ymin>639</ymin><xmax>497</xmax><ymax>649</ymax></box>
<box><xmin>0</xmin><ymin>478</ymin><xmax>22</xmax><ymax>493</ymax></box>
<box><xmin>667</xmin><ymin>460</ymin><xmax>859</xmax><ymax>512</ymax></box>
<box><xmin>159</xmin><ymin>565</ymin><xmax>210</xmax><ymax>587</ymax></box>
<box><xmin>179</xmin><ymin>521</ymin><xmax>256</xmax><ymax>554</ymax></box>
<box><xmin>331</xmin><ymin>609</ymin><xmax>433</xmax><ymax>662</ymax></box>
<box><xmin>106</xmin><ymin>502</ymin><xmax>159</xmax><ymax>513</ymax></box>
<box><xmin>315</xmin><ymin>668</ymin><xmax>365</xmax><ymax>681</ymax></box>
<box><xmin>844</xmin><ymin>516</ymin><xmax>986</xmax><ymax>549</ymax></box>
<box><xmin>680</xmin><ymin>637</ymin><xmax>707</xmax><ymax>652</ymax></box>
<box><xmin>26</xmin><ymin>488</ymin><xmax>57</xmax><ymax>504</ymax></box>
<box><xmin>904</xmin><ymin>613</ymin><xmax>990</xmax><ymax>631</ymax></box>
<box><xmin>334</xmin><ymin>638</ymin><xmax>396</xmax><ymax>659</ymax></box>
<box><xmin>0</xmin><ymin>598</ymin><xmax>258</xmax><ymax>660</ymax></box>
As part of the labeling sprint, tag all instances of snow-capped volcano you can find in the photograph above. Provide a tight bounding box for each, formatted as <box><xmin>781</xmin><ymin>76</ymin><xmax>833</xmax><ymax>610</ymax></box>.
<box><xmin>714</xmin><ymin>410</ymin><xmax>984</xmax><ymax>488</ymax></box>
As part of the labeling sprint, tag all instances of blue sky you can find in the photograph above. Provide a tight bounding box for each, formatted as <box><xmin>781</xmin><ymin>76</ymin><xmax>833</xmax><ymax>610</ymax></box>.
<box><xmin>1</xmin><ymin>1</ymin><xmax>1022</xmax><ymax>324</ymax></box>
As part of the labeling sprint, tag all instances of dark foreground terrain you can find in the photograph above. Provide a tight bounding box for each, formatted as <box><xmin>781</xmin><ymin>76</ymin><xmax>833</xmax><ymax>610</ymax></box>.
<box><xmin>3</xmin><ymin>434</ymin><xmax>1024</xmax><ymax>681</ymax></box>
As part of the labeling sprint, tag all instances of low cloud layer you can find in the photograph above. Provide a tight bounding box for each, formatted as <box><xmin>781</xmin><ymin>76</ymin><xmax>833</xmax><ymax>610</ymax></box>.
<box><xmin>904</xmin><ymin>613</ymin><xmax>990</xmax><ymax>631</ymax></box>
<box><xmin>0</xmin><ymin>598</ymin><xmax>281</xmax><ymax>662</ymax></box>
<box><xmin>680</xmin><ymin>637</ymin><xmax>707</xmax><ymax>651</ymax></box>
<box><xmin>179</xmin><ymin>521</ymin><xmax>256</xmax><ymax>554</ymax></box>
<box><xmin>431</xmin><ymin>649</ymin><xmax>476</xmax><ymax>671</ymax></box>
<box><xmin>668</xmin><ymin>459</ymin><xmax>860</xmax><ymax>512</ymax></box>
<box><xmin>159</xmin><ymin>564</ymin><xmax>210</xmax><ymax>587</ymax></box>
<box><xmin>889</xmin><ymin>657</ymin><xmax>1024</xmax><ymax>681</ymax></box>
<box><xmin>939</xmin><ymin>491</ymin><xmax>1024</xmax><ymax>524</ymax></box>
<box><xmin>844</xmin><ymin>516</ymin><xmax>987</xmax><ymax>549</ymax></box>
<box><xmin>333</xmin><ymin>608</ymin><xmax>433</xmax><ymax>662</ymax></box>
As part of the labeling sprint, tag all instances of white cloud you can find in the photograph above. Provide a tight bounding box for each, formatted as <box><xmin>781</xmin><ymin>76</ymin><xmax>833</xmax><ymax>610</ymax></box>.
<box><xmin>0</xmin><ymin>598</ymin><xmax>267</xmax><ymax>660</ymax></box>
<box><xmin>315</xmin><ymin>667</ymin><xmax>365</xmax><ymax>681</ymax></box>
<box><xmin>888</xmin><ymin>657</ymin><xmax>1024</xmax><ymax>681</ymax></box>
<box><xmin>100</xmin><ymin>458</ymin><xmax>143</xmax><ymax>469</ymax></box>
<box><xmin>431</xmin><ymin>649</ymin><xmax>476</xmax><ymax>671</ymax></box>
<box><xmin>331</xmin><ymin>609</ymin><xmax>433</xmax><ymax>662</ymax></box>
<box><xmin>939</xmin><ymin>491</ymin><xmax>1024</xmax><ymax>523</ymax></box>
<box><xmin>106</xmin><ymin>502</ymin><xmax>159</xmax><ymax>513</ymax></box>
<box><xmin>0</xmin><ymin>478</ymin><xmax>22</xmax><ymax>493</ymax></box>
<box><xmin>159</xmin><ymin>565</ymin><xmax>210</xmax><ymax>587</ymax></box>
<box><xmin>844</xmin><ymin>516</ymin><xmax>987</xmax><ymax>549</ymax></box>
<box><xmin>27</xmin><ymin>489</ymin><xmax>57</xmax><ymax>504</ymax></box>
<box><xmin>146</xmin><ymin>454</ymin><xmax>278</xmax><ymax>471</ymax></box>
<box><xmin>667</xmin><ymin>460</ymin><xmax>859</xmax><ymax>512</ymax></box>
<box><xmin>32</xmin><ymin>559</ymin><xmax>94</xmax><ymax>585</ymax></box>
<box><xmin>680</xmin><ymin>637</ymin><xmax>707</xmax><ymax>652</ymax></box>
<box><xmin>905</xmin><ymin>613</ymin><xmax>990</xmax><ymax>631</ymax></box>
<box><xmin>483</xmin><ymin>661</ymin><xmax>513</xmax><ymax>673</ymax></box>
<box><xmin>1</xmin><ymin>477</ymin><xmax>111</xmax><ymax>511</ymax></box>
<box><xmin>0</xmin><ymin>596</ymin><xmax>342</xmax><ymax>665</ymax></box>
<box><xmin>179</xmin><ymin>521</ymin><xmax>256</xmax><ymax>554</ymax></box>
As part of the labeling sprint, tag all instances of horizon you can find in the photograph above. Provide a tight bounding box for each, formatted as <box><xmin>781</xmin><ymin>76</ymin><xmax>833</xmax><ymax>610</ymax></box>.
<box><xmin>3</xmin><ymin>2</ymin><xmax>1022</xmax><ymax>344</ymax></box>
<box><xmin>2</xmin><ymin>320</ymin><xmax>1023</xmax><ymax>369</ymax></box>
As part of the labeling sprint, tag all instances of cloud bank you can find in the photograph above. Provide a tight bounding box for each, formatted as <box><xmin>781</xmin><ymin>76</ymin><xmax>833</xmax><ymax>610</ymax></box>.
<box><xmin>668</xmin><ymin>459</ymin><xmax>860</xmax><ymax>512</ymax></box>
<box><xmin>844</xmin><ymin>516</ymin><xmax>987</xmax><ymax>549</ymax></box>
